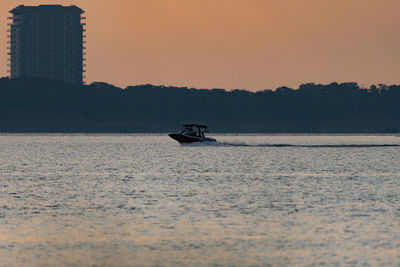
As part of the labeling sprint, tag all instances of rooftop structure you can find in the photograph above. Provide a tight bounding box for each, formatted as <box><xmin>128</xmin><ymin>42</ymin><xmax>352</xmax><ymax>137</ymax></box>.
<box><xmin>7</xmin><ymin>5</ymin><xmax>86</xmax><ymax>84</ymax></box>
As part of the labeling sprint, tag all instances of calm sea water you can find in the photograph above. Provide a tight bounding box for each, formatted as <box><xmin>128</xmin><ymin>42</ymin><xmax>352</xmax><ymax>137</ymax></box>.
<box><xmin>1</xmin><ymin>134</ymin><xmax>400</xmax><ymax>266</ymax></box>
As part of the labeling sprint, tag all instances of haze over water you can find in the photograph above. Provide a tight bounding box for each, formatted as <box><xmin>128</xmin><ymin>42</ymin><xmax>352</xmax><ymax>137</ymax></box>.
<box><xmin>1</xmin><ymin>134</ymin><xmax>400</xmax><ymax>266</ymax></box>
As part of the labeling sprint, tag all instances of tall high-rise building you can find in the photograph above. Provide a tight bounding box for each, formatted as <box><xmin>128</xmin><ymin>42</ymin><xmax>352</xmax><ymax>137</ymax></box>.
<box><xmin>7</xmin><ymin>5</ymin><xmax>86</xmax><ymax>84</ymax></box>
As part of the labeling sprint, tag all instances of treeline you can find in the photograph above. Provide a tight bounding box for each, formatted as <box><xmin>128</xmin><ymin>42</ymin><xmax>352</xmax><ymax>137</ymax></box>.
<box><xmin>0</xmin><ymin>77</ymin><xmax>399</xmax><ymax>133</ymax></box>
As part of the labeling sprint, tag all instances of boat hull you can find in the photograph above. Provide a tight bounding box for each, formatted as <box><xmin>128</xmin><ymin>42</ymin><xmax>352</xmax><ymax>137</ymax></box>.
<box><xmin>168</xmin><ymin>133</ymin><xmax>216</xmax><ymax>144</ymax></box>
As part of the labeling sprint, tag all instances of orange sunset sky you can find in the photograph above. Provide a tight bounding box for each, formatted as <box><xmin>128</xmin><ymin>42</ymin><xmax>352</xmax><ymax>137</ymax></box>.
<box><xmin>1</xmin><ymin>0</ymin><xmax>400</xmax><ymax>91</ymax></box>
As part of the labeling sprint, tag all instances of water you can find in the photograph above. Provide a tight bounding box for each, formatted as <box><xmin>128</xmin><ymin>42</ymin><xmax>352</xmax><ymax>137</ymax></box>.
<box><xmin>1</xmin><ymin>134</ymin><xmax>400</xmax><ymax>266</ymax></box>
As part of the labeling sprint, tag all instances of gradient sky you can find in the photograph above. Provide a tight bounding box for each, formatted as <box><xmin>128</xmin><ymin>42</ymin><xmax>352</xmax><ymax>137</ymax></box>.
<box><xmin>1</xmin><ymin>0</ymin><xmax>400</xmax><ymax>91</ymax></box>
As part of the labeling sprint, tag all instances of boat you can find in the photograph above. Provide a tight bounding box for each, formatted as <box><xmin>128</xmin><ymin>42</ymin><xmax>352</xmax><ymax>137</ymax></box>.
<box><xmin>168</xmin><ymin>124</ymin><xmax>217</xmax><ymax>144</ymax></box>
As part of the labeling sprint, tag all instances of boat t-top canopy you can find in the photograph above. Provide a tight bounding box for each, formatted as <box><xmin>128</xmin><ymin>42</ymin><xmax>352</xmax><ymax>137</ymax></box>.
<box><xmin>183</xmin><ymin>124</ymin><xmax>208</xmax><ymax>129</ymax></box>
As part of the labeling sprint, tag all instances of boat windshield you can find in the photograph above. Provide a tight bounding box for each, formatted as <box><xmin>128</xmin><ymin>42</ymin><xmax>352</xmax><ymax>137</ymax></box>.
<box><xmin>181</xmin><ymin>125</ymin><xmax>206</xmax><ymax>138</ymax></box>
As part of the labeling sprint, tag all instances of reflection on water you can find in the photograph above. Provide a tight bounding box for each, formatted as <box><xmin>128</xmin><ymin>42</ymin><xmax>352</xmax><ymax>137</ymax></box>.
<box><xmin>1</xmin><ymin>134</ymin><xmax>400</xmax><ymax>266</ymax></box>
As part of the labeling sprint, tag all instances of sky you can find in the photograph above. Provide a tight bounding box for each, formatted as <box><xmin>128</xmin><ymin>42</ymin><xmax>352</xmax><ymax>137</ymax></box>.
<box><xmin>1</xmin><ymin>0</ymin><xmax>400</xmax><ymax>91</ymax></box>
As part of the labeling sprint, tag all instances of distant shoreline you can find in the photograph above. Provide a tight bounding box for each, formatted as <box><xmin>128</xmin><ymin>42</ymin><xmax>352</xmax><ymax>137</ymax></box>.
<box><xmin>0</xmin><ymin>130</ymin><xmax>398</xmax><ymax>134</ymax></box>
<box><xmin>1</xmin><ymin>77</ymin><xmax>399</xmax><ymax>134</ymax></box>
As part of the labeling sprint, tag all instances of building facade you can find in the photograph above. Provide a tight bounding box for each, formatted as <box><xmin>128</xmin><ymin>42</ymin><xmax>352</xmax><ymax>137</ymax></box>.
<box><xmin>7</xmin><ymin>5</ymin><xmax>86</xmax><ymax>84</ymax></box>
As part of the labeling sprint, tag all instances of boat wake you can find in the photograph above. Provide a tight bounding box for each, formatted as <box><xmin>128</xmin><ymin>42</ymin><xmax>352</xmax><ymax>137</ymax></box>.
<box><xmin>184</xmin><ymin>141</ymin><xmax>400</xmax><ymax>148</ymax></box>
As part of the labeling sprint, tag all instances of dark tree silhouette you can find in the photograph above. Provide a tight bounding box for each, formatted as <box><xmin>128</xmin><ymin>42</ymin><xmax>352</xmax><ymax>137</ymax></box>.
<box><xmin>0</xmin><ymin>77</ymin><xmax>399</xmax><ymax>133</ymax></box>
